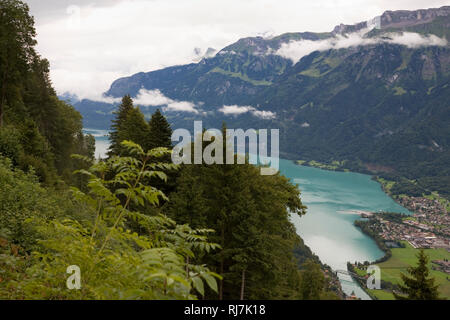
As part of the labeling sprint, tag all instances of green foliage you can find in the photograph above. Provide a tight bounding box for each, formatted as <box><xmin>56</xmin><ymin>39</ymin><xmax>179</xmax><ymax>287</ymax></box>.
<box><xmin>0</xmin><ymin>1</ymin><xmax>343</xmax><ymax>300</ymax></box>
<box><xmin>297</xmin><ymin>259</ymin><xmax>340</xmax><ymax>300</ymax></box>
<box><xmin>108</xmin><ymin>98</ymin><xmax>174</xmax><ymax>159</ymax></box>
<box><xmin>109</xmin><ymin>103</ymin><xmax>178</xmax><ymax>198</ymax></box>
<box><xmin>299</xmin><ymin>260</ymin><xmax>325</xmax><ymax>300</ymax></box>
<box><xmin>0</xmin><ymin>157</ymin><xmax>68</xmax><ymax>246</ymax></box>
<box><xmin>0</xmin><ymin>0</ymin><xmax>36</xmax><ymax>126</ymax></box>
<box><xmin>0</xmin><ymin>125</ymin><xmax>23</xmax><ymax>165</ymax></box>
<box><xmin>394</xmin><ymin>250</ymin><xmax>442</xmax><ymax>300</ymax></box>
<box><xmin>147</xmin><ymin>109</ymin><xmax>173</xmax><ymax>150</ymax></box>
<box><xmin>0</xmin><ymin>141</ymin><xmax>221</xmax><ymax>300</ymax></box>
<box><xmin>120</xmin><ymin>107</ymin><xmax>150</xmax><ymax>152</ymax></box>
<box><xmin>109</xmin><ymin>95</ymin><xmax>143</xmax><ymax>156</ymax></box>
<box><xmin>0</xmin><ymin>0</ymin><xmax>94</xmax><ymax>185</ymax></box>
<box><xmin>165</xmin><ymin>130</ymin><xmax>309</xmax><ymax>300</ymax></box>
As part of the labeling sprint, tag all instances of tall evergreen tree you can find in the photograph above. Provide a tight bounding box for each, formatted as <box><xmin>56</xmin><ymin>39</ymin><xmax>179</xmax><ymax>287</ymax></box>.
<box><xmin>144</xmin><ymin>109</ymin><xmax>176</xmax><ymax>197</ymax></box>
<box><xmin>0</xmin><ymin>0</ymin><xmax>37</xmax><ymax>127</ymax></box>
<box><xmin>147</xmin><ymin>109</ymin><xmax>172</xmax><ymax>150</ymax></box>
<box><xmin>108</xmin><ymin>95</ymin><xmax>135</xmax><ymax>156</ymax></box>
<box><xmin>119</xmin><ymin>106</ymin><xmax>150</xmax><ymax>151</ymax></box>
<box><xmin>394</xmin><ymin>249</ymin><xmax>441</xmax><ymax>300</ymax></box>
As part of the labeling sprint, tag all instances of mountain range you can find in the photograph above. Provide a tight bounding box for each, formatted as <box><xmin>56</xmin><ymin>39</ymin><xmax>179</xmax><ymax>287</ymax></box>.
<box><xmin>70</xmin><ymin>6</ymin><xmax>450</xmax><ymax>199</ymax></box>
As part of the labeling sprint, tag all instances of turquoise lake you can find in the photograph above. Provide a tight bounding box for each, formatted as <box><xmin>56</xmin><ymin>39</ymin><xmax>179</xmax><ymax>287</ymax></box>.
<box><xmin>84</xmin><ymin>129</ymin><xmax>110</xmax><ymax>159</ymax></box>
<box><xmin>278</xmin><ymin>158</ymin><xmax>410</xmax><ymax>299</ymax></box>
<box><xmin>86</xmin><ymin>131</ymin><xmax>411</xmax><ymax>299</ymax></box>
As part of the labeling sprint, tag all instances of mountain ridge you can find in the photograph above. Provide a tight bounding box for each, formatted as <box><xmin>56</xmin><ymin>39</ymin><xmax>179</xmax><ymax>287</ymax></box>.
<box><xmin>71</xmin><ymin>5</ymin><xmax>450</xmax><ymax>199</ymax></box>
<box><xmin>103</xmin><ymin>6</ymin><xmax>449</xmax><ymax>100</ymax></box>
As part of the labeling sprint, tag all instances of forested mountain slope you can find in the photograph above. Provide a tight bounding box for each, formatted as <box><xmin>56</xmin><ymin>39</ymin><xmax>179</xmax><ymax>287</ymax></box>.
<box><xmin>74</xmin><ymin>6</ymin><xmax>450</xmax><ymax>199</ymax></box>
<box><xmin>0</xmin><ymin>0</ymin><xmax>94</xmax><ymax>184</ymax></box>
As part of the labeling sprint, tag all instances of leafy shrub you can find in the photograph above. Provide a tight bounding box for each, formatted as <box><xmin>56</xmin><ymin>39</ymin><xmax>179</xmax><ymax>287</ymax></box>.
<box><xmin>0</xmin><ymin>157</ymin><xmax>67</xmax><ymax>246</ymax></box>
<box><xmin>0</xmin><ymin>126</ymin><xmax>24</xmax><ymax>166</ymax></box>
<box><xmin>0</xmin><ymin>142</ymin><xmax>221</xmax><ymax>300</ymax></box>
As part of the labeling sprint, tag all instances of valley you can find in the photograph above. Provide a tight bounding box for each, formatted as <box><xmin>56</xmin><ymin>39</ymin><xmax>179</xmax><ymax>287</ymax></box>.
<box><xmin>1</xmin><ymin>0</ymin><xmax>449</xmax><ymax>303</ymax></box>
<box><xmin>72</xmin><ymin>5</ymin><xmax>450</xmax><ymax>300</ymax></box>
<box><xmin>71</xmin><ymin>6</ymin><xmax>450</xmax><ymax>203</ymax></box>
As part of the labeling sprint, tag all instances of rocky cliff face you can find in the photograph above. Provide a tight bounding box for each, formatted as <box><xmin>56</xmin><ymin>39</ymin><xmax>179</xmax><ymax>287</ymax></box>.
<box><xmin>332</xmin><ymin>21</ymin><xmax>369</xmax><ymax>35</ymax></box>
<box><xmin>331</xmin><ymin>6</ymin><xmax>450</xmax><ymax>35</ymax></box>
<box><xmin>380</xmin><ymin>6</ymin><xmax>450</xmax><ymax>29</ymax></box>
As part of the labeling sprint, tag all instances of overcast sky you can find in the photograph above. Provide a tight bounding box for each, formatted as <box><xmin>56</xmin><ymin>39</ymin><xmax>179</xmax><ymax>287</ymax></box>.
<box><xmin>25</xmin><ymin>0</ymin><xmax>450</xmax><ymax>100</ymax></box>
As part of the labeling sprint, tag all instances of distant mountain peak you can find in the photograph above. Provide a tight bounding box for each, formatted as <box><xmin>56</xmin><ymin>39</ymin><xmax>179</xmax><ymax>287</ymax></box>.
<box><xmin>193</xmin><ymin>47</ymin><xmax>217</xmax><ymax>62</ymax></box>
<box><xmin>59</xmin><ymin>92</ymin><xmax>80</xmax><ymax>104</ymax></box>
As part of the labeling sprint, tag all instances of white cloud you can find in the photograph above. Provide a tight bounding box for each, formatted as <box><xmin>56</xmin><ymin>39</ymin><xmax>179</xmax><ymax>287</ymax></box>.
<box><xmin>219</xmin><ymin>105</ymin><xmax>255</xmax><ymax>115</ymax></box>
<box><xmin>28</xmin><ymin>0</ymin><xmax>450</xmax><ymax>99</ymax></box>
<box><xmin>275</xmin><ymin>30</ymin><xmax>448</xmax><ymax>63</ymax></box>
<box><xmin>252</xmin><ymin>110</ymin><xmax>277</xmax><ymax>120</ymax></box>
<box><xmin>386</xmin><ymin>32</ymin><xmax>448</xmax><ymax>48</ymax></box>
<box><xmin>275</xmin><ymin>39</ymin><xmax>334</xmax><ymax>64</ymax></box>
<box><xmin>133</xmin><ymin>89</ymin><xmax>198</xmax><ymax>113</ymax></box>
<box><xmin>219</xmin><ymin>105</ymin><xmax>276</xmax><ymax>119</ymax></box>
<box><xmin>165</xmin><ymin>101</ymin><xmax>198</xmax><ymax>113</ymax></box>
<box><xmin>134</xmin><ymin>89</ymin><xmax>173</xmax><ymax>106</ymax></box>
<box><xmin>274</xmin><ymin>29</ymin><xmax>377</xmax><ymax>63</ymax></box>
<box><xmin>86</xmin><ymin>88</ymin><xmax>199</xmax><ymax>113</ymax></box>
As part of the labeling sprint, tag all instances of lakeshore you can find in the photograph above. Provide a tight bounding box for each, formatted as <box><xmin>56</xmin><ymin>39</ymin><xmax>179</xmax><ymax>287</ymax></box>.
<box><xmin>294</xmin><ymin>158</ymin><xmax>449</xmax><ymax>251</ymax></box>
<box><xmin>292</xmin><ymin>158</ymin><xmax>450</xmax><ymax>299</ymax></box>
<box><xmin>350</xmin><ymin>206</ymin><xmax>450</xmax><ymax>299</ymax></box>
<box><xmin>349</xmin><ymin>241</ymin><xmax>450</xmax><ymax>300</ymax></box>
<box><xmin>281</xmin><ymin>159</ymin><xmax>409</xmax><ymax>299</ymax></box>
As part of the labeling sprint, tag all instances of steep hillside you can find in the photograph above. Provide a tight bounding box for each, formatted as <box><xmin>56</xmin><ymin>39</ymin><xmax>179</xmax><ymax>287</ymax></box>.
<box><xmin>247</xmin><ymin>44</ymin><xmax>449</xmax><ymax>197</ymax></box>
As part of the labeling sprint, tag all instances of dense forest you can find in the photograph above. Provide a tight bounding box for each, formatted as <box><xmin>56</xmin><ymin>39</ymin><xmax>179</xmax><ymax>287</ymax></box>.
<box><xmin>0</xmin><ymin>0</ymin><xmax>95</xmax><ymax>185</ymax></box>
<box><xmin>0</xmin><ymin>0</ymin><xmax>340</xmax><ymax>300</ymax></box>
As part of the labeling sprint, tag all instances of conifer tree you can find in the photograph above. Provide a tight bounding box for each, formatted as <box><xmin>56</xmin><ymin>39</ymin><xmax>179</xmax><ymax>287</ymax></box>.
<box><xmin>143</xmin><ymin>109</ymin><xmax>176</xmax><ymax>197</ymax></box>
<box><xmin>0</xmin><ymin>0</ymin><xmax>92</xmax><ymax>184</ymax></box>
<box><xmin>108</xmin><ymin>95</ymin><xmax>135</xmax><ymax>156</ymax></box>
<box><xmin>147</xmin><ymin>109</ymin><xmax>172</xmax><ymax>150</ymax></box>
<box><xmin>394</xmin><ymin>249</ymin><xmax>441</xmax><ymax>300</ymax></box>
<box><xmin>0</xmin><ymin>0</ymin><xmax>37</xmax><ymax>127</ymax></box>
<box><xmin>119</xmin><ymin>106</ymin><xmax>150</xmax><ymax>151</ymax></box>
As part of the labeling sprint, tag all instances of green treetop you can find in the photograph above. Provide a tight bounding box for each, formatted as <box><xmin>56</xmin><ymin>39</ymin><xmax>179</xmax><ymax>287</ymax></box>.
<box><xmin>147</xmin><ymin>109</ymin><xmax>173</xmax><ymax>150</ymax></box>
<box><xmin>0</xmin><ymin>0</ymin><xmax>37</xmax><ymax>127</ymax></box>
<box><xmin>109</xmin><ymin>95</ymin><xmax>152</xmax><ymax>156</ymax></box>
<box><xmin>119</xmin><ymin>106</ymin><xmax>150</xmax><ymax>151</ymax></box>
<box><xmin>299</xmin><ymin>260</ymin><xmax>325</xmax><ymax>300</ymax></box>
<box><xmin>394</xmin><ymin>249</ymin><xmax>442</xmax><ymax>300</ymax></box>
